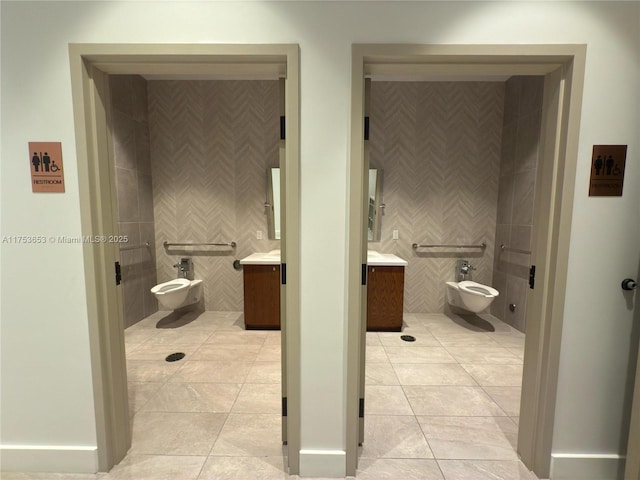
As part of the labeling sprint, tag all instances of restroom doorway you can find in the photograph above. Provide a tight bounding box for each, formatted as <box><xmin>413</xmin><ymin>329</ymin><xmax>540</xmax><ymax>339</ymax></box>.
<box><xmin>69</xmin><ymin>44</ymin><xmax>301</xmax><ymax>475</ymax></box>
<box><xmin>346</xmin><ymin>45</ymin><xmax>587</xmax><ymax>479</ymax></box>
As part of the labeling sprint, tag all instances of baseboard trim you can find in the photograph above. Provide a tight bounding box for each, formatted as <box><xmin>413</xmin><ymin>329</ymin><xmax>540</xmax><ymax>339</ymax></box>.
<box><xmin>299</xmin><ymin>449</ymin><xmax>346</xmax><ymax>477</ymax></box>
<box><xmin>0</xmin><ymin>444</ymin><xmax>98</xmax><ymax>473</ymax></box>
<box><xmin>551</xmin><ymin>452</ymin><xmax>624</xmax><ymax>479</ymax></box>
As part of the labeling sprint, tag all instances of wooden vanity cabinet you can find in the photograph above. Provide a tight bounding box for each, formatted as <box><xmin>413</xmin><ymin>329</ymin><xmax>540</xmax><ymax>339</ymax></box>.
<box><xmin>243</xmin><ymin>264</ymin><xmax>281</xmax><ymax>330</ymax></box>
<box><xmin>367</xmin><ymin>265</ymin><xmax>405</xmax><ymax>331</ymax></box>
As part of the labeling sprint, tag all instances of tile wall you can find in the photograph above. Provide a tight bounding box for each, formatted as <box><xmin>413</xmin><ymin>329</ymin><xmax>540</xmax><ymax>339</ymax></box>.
<box><xmin>148</xmin><ymin>81</ymin><xmax>280</xmax><ymax>311</ymax></box>
<box><xmin>491</xmin><ymin>76</ymin><xmax>544</xmax><ymax>332</ymax></box>
<box><xmin>369</xmin><ymin>82</ymin><xmax>505</xmax><ymax>313</ymax></box>
<box><xmin>110</xmin><ymin>75</ymin><xmax>158</xmax><ymax>327</ymax></box>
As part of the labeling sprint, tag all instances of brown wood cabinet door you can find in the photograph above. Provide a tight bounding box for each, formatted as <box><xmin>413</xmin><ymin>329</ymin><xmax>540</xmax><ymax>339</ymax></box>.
<box><xmin>243</xmin><ymin>265</ymin><xmax>281</xmax><ymax>329</ymax></box>
<box><xmin>367</xmin><ymin>266</ymin><xmax>404</xmax><ymax>331</ymax></box>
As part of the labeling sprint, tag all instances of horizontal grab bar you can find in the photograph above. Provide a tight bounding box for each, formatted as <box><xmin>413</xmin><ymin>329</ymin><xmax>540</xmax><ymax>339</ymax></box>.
<box><xmin>500</xmin><ymin>244</ymin><xmax>531</xmax><ymax>255</ymax></box>
<box><xmin>119</xmin><ymin>241</ymin><xmax>151</xmax><ymax>251</ymax></box>
<box><xmin>163</xmin><ymin>241</ymin><xmax>237</xmax><ymax>248</ymax></box>
<box><xmin>412</xmin><ymin>242</ymin><xmax>486</xmax><ymax>249</ymax></box>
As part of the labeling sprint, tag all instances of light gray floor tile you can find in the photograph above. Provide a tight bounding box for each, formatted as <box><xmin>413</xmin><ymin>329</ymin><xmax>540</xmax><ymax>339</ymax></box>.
<box><xmin>367</xmin><ymin>332</ymin><xmax>382</xmax><ymax>346</ymax></box>
<box><xmin>385</xmin><ymin>347</ymin><xmax>456</xmax><ymax>364</ymax></box>
<box><xmin>124</xmin><ymin>328</ymin><xmax>156</xmax><ymax>345</ymax></box>
<box><xmin>205</xmin><ymin>330</ymin><xmax>268</xmax><ymax>345</ymax></box>
<box><xmin>506</xmin><ymin>347</ymin><xmax>525</xmax><ymax>361</ymax></box>
<box><xmin>361</xmin><ymin>415</ymin><xmax>433</xmax><ymax>459</ymax></box>
<box><xmin>365</xmin><ymin>386</ymin><xmax>413</xmax><ymax>415</ymax></box>
<box><xmin>198</xmin><ymin>456</ymin><xmax>286</xmax><ymax>480</ymax></box>
<box><xmin>378</xmin><ymin>331</ymin><xmax>440</xmax><ymax>347</ymax></box>
<box><xmin>128</xmin><ymin>382</ymin><xmax>163</xmax><ymax>414</ymax></box>
<box><xmin>437</xmin><ymin>459</ymin><xmax>538</xmax><ymax>479</ymax></box>
<box><xmin>356</xmin><ymin>458</ymin><xmax>444</xmax><ymax>479</ymax></box>
<box><xmin>150</xmin><ymin>313</ymin><xmax>222</xmax><ymax>333</ymax></box>
<box><xmin>102</xmin><ymin>454</ymin><xmax>206</xmax><ymax>480</ymax></box>
<box><xmin>141</xmin><ymin>382</ymin><xmax>241</xmax><ymax>413</ymax></box>
<box><xmin>444</xmin><ymin>346</ymin><xmax>521</xmax><ymax>365</ymax></box>
<box><xmin>404</xmin><ymin>386</ymin><xmax>506</xmax><ymax>417</ymax></box>
<box><xmin>417</xmin><ymin>416</ymin><xmax>518</xmax><ymax>460</ymax></box>
<box><xmin>461</xmin><ymin>364</ymin><xmax>523</xmax><ymax>387</ymax></box>
<box><xmin>245</xmin><ymin>361</ymin><xmax>282</xmax><ymax>384</ymax></box>
<box><xmin>489</xmin><ymin>333</ymin><xmax>526</xmax><ymax>349</ymax></box>
<box><xmin>143</xmin><ymin>329</ymin><xmax>213</xmax><ymax>346</ymax></box>
<box><xmin>210</xmin><ymin>413</ymin><xmax>282</xmax><ymax>457</ymax></box>
<box><xmin>126</xmin><ymin>360</ymin><xmax>181</xmax><ymax>383</ymax></box>
<box><xmin>169</xmin><ymin>360</ymin><xmax>252</xmax><ymax>383</ymax></box>
<box><xmin>430</xmin><ymin>333</ymin><xmax>500</xmax><ymax>347</ymax></box>
<box><xmin>126</xmin><ymin>344</ymin><xmax>199</xmax><ymax>361</ymax></box>
<box><xmin>483</xmin><ymin>386</ymin><xmax>522</xmax><ymax>416</ymax></box>
<box><xmin>393</xmin><ymin>364</ymin><xmax>477</xmax><ymax>386</ymax></box>
<box><xmin>366</xmin><ymin>362</ymin><xmax>400</xmax><ymax>385</ymax></box>
<box><xmin>191</xmin><ymin>343</ymin><xmax>261</xmax><ymax>362</ymax></box>
<box><xmin>265</xmin><ymin>332</ymin><xmax>282</xmax><ymax>345</ymax></box>
<box><xmin>231</xmin><ymin>383</ymin><xmax>281</xmax><ymax>413</ymax></box>
<box><xmin>130</xmin><ymin>412</ymin><xmax>226</xmax><ymax>455</ymax></box>
<box><xmin>0</xmin><ymin>474</ymin><xmax>105</xmax><ymax>480</ymax></box>
<box><xmin>367</xmin><ymin>346</ymin><xmax>390</xmax><ymax>363</ymax></box>
<box><xmin>256</xmin><ymin>344</ymin><xmax>281</xmax><ymax>362</ymax></box>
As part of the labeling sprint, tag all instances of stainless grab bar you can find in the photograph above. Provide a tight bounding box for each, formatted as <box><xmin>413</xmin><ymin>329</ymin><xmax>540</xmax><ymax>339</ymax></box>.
<box><xmin>500</xmin><ymin>244</ymin><xmax>531</xmax><ymax>255</ymax></box>
<box><xmin>163</xmin><ymin>241</ymin><xmax>237</xmax><ymax>248</ymax></box>
<box><xmin>119</xmin><ymin>241</ymin><xmax>151</xmax><ymax>251</ymax></box>
<box><xmin>412</xmin><ymin>242</ymin><xmax>486</xmax><ymax>249</ymax></box>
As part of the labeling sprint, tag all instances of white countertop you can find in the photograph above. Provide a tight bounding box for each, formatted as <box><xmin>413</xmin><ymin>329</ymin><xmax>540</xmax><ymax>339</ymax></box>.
<box><xmin>367</xmin><ymin>250</ymin><xmax>408</xmax><ymax>266</ymax></box>
<box><xmin>240</xmin><ymin>250</ymin><xmax>407</xmax><ymax>266</ymax></box>
<box><xmin>240</xmin><ymin>250</ymin><xmax>281</xmax><ymax>265</ymax></box>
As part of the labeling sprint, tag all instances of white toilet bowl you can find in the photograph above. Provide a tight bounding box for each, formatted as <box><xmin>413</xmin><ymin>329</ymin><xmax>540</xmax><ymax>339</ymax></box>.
<box><xmin>151</xmin><ymin>278</ymin><xmax>203</xmax><ymax>310</ymax></box>
<box><xmin>446</xmin><ymin>280</ymin><xmax>499</xmax><ymax>313</ymax></box>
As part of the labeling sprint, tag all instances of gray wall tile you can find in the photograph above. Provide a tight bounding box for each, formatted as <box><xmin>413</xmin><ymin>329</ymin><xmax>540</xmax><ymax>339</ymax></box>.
<box><xmin>111</xmin><ymin>75</ymin><xmax>158</xmax><ymax>327</ymax></box>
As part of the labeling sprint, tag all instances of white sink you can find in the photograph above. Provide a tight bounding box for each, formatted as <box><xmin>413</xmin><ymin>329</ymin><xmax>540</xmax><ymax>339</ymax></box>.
<box><xmin>240</xmin><ymin>250</ymin><xmax>281</xmax><ymax>265</ymax></box>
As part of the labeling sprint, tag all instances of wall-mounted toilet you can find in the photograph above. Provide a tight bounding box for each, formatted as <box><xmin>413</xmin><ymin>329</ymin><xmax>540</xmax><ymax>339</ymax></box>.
<box><xmin>446</xmin><ymin>280</ymin><xmax>499</xmax><ymax>313</ymax></box>
<box><xmin>151</xmin><ymin>278</ymin><xmax>203</xmax><ymax>310</ymax></box>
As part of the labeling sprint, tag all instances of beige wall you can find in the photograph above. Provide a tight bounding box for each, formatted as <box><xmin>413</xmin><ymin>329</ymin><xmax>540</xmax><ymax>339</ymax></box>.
<box><xmin>368</xmin><ymin>81</ymin><xmax>504</xmax><ymax>313</ymax></box>
<box><xmin>111</xmin><ymin>75</ymin><xmax>158</xmax><ymax>327</ymax></box>
<box><xmin>491</xmin><ymin>76</ymin><xmax>543</xmax><ymax>332</ymax></box>
<box><xmin>148</xmin><ymin>80</ymin><xmax>280</xmax><ymax>311</ymax></box>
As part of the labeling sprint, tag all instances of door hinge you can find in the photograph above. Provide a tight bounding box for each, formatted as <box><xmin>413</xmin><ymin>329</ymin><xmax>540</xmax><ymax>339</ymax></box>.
<box><xmin>115</xmin><ymin>261</ymin><xmax>122</xmax><ymax>285</ymax></box>
<box><xmin>529</xmin><ymin>265</ymin><xmax>536</xmax><ymax>289</ymax></box>
<box><xmin>359</xmin><ymin>398</ymin><xmax>365</xmax><ymax>418</ymax></box>
<box><xmin>361</xmin><ymin>264</ymin><xmax>367</xmax><ymax>286</ymax></box>
<box><xmin>364</xmin><ymin>116</ymin><xmax>370</xmax><ymax>141</ymax></box>
<box><xmin>281</xmin><ymin>263</ymin><xmax>287</xmax><ymax>285</ymax></box>
<box><xmin>280</xmin><ymin>116</ymin><xmax>286</xmax><ymax>140</ymax></box>
<box><xmin>282</xmin><ymin>397</ymin><xmax>287</xmax><ymax>417</ymax></box>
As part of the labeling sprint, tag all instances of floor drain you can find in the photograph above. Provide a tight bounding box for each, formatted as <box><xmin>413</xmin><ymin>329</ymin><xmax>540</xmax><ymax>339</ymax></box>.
<box><xmin>165</xmin><ymin>352</ymin><xmax>186</xmax><ymax>362</ymax></box>
<box><xmin>400</xmin><ymin>335</ymin><xmax>416</xmax><ymax>342</ymax></box>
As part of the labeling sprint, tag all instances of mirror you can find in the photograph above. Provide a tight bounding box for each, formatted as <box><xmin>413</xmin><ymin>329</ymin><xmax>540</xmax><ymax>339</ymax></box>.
<box><xmin>367</xmin><ymin>169</ymin><xmax>383</xmax><ymax>241</ymax></box>
<box><xmin>266</xmin><ymin>167</ymin><xmax>383</xmax><ymax>241</ymax></box>
<box><xmin>266</xmin><ymin>167</ymin><xmax>281</xmax><ymax>240</ymax></box>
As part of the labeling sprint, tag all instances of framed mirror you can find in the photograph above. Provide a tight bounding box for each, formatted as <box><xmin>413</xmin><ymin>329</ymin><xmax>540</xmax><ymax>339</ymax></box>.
<box><xmin>266</xmin><ymin>167</ymin><xmax>281</xmax><ymax>240</ymax></box>
<box><xmin>368</xmin><ymin>169</ymin><xmax>383</xmax><ymax>241</ymax></box>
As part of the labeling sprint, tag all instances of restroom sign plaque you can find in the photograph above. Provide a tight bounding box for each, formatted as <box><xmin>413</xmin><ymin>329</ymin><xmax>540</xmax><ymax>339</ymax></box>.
<box><xmin>589</xmin><ymin>145</ymin><xmax>627</xmax><ymax>197</ymax></box>
<box><xmin>29</xmin><ymin>142</ymin><xmax>65</xmax><ymax>193</ymax></box>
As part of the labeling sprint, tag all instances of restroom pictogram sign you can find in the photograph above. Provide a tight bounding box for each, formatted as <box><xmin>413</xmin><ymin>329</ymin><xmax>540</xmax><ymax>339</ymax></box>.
<box><xmin>589</xmin><ymin>145</ymin><xmax>627</xmax><ymax>197</ymax></box>
<box><xmin>29</xmin><ymin>142</ymin><xmax>65</xmax><ymax>193</ymax></box>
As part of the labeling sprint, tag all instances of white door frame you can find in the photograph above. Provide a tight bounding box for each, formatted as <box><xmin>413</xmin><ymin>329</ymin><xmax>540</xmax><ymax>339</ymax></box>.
<box><xmin>626</xmin><ymin>309</ymin><xmax>640</xmax><ymax>480</ymax></box>
<box><xmin>68</xmin><ymin>43</ymin><xmax>301</xmax><ymax>474</ymax></box>
<box><xmin>346</xmin><ymin>44</ymin><xmax>586</xmax><ymax>478</ymax></box>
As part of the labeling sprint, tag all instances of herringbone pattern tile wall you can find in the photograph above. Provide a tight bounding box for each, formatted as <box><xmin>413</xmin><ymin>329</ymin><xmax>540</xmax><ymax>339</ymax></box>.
<box><xmin>148</xmin><ymin>81</ymin><xmax>280</xmax><ymax>311</ymax></box>
<box><xmin>369</xmin><ymin>82</ymin><xmax>504</xmax><ymax>313</ymax></box>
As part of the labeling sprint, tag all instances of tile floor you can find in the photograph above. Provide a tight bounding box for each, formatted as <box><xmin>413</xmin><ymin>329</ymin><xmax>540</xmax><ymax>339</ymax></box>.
<box><xmin>3</xmin><ymin>310</ymin><xmax>541</xmax><ymax>480</ymax></box>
